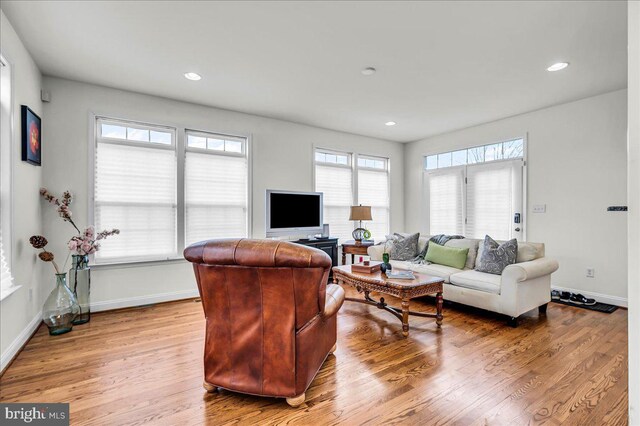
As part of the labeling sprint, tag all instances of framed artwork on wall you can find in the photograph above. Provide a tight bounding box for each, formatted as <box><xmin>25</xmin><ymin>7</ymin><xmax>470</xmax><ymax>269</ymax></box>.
<box><xmin>21</xmin><ymin>105</ymin><xmax>41</xmax><ymax>166</ymax></box>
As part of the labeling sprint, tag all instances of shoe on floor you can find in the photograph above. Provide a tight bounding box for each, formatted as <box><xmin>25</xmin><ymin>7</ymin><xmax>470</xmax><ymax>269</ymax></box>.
<box><xmin>559</xmin><ymin>291</ymin><xmax>572</xmax><ymax>302</ymax></box>
<box><xmin>569</xmin><ymin>293</ymin><xmax>597</xmax><ymax>306</ymax></box>
<box><xmin>551</xmin><ymin>290</ymin><xmax>561</xmax><ymax>300</ymax></box>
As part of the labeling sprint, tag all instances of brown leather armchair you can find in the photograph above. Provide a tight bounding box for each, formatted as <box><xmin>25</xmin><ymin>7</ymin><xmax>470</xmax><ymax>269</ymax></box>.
<box><xmin>184</xmin><ymin>238</ymin><xmax>345</xmax><ymax>407</ymax></box>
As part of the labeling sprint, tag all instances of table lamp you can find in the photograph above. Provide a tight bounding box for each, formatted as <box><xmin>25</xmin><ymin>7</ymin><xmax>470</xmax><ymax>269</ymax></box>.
<box><xmin>349</xmin><ymin>205</ymin><xmax>372</xmax><ymax>244</ymax></box>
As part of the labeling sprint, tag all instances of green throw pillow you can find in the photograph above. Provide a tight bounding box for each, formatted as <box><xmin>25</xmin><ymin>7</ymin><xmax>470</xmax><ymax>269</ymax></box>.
<box><xmin>425</xmin><ymin>243</ymin><xmax>469</xmax><ymax>270</ymax></box>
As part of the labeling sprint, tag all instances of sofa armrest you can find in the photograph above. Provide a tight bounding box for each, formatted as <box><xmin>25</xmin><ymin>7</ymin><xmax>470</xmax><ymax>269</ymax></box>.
<box><xmin>367</xmin><ymin>243</ymin><xmax>386</xmax><ymax>261</ymax></box>
<box><xmin>323</xmin><ymin>284</ymin><xmax>345</xmax><ymax>318</ymax></box>
<box><xmin>502</xmin><ymin>258</ymin><xmax>559</xmax><ymax>283</ymax></box>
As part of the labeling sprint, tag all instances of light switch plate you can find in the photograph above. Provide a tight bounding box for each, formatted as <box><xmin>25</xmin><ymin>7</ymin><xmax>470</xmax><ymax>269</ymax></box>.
<box><xmin>532</xmin><ymin>204</ymin><xmax>546</xmax><ymax>213</ymax></box>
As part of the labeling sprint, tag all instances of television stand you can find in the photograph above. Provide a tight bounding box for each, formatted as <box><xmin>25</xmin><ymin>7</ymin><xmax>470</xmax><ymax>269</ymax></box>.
<box><xmin>292</xmin><ymin>238</ymin><xmax>338</xmax><ymax>281</ymax></box>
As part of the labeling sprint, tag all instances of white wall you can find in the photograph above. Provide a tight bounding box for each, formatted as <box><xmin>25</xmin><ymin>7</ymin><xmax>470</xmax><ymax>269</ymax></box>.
<box><xmin>404</xmin><ymin>90</ymin><xmax>628</xmax><ymax>305</ymax></box>
<box><xmin>40</xmin><ymin>77</ymin><xmax>405</xmax><ymax>310</ymax></box>
<box><xmin>628</xmin><ymin>1</ymin><xmax>639</xmax><ymax>423</ymax></box>
<box><xmin>0</xmin><ymin>10</ymin><xmax>45</xmax><ymax>371</ymax></box>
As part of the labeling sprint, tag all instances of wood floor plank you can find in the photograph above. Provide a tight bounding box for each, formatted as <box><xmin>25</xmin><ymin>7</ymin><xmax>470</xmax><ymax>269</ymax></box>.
<box><xmin>0</xmin><ymin>288</ymin><xmax>628</xmax><ymax>425</ymax></box>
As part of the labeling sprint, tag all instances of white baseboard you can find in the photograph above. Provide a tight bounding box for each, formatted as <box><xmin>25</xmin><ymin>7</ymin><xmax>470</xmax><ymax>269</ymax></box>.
<box><xmin>1</xmin><ymin>310</ymin><xmax>42</xmax><ymax>373</ymax></box>
<box><xmin>90</xmin><ymin>289</ymin><xmax>200</xmax><ymax>313</ymax></box>
<box><xmin>551</xmin><ymin>285</ymin><xmax>628</xmax><ymax>307</ymax></box>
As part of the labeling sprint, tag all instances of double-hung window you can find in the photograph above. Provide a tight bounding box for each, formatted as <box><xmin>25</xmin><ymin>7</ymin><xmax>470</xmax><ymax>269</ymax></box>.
<box><xmin>95</xmin><ymin>119</ymin><xmax>178</xmax><ymax>262</ymax></box>
<box><xmin>315</xmin><ymin>149</ymin><xmax>390</xmax><ymax>242</ymax></box>
<box><xmin>314</xmin><ymin>150</ymin><xmax>353</xmax><ymax>242</ymax></box>
<box><xmin>93</xmin><ymin>118</ymin><xmax>250</xmax><ymax>264</ymax></box>
<box><xmin>357</xmin><ymin>155</ymin><xmax>390</xmax><ymax>240</ymax></box>
<box><xmin>185</xmin><ymin>130</ymin><xmax>248</xmax><ymax>246</ymax></box>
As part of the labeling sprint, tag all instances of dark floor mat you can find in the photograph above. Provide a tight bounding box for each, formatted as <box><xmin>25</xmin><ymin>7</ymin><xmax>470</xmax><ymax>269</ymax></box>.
<box><xmin>551</xmin><ymin>299</ymin><xmax>618</xmax><ymax>313</ymax></box>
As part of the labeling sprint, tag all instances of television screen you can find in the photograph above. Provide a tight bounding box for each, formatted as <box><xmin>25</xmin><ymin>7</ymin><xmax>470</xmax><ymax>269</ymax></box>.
<box><xmin>266</xmin><ymin>191</ymin><xmax>323</xmax><ymax>236</ymax></box>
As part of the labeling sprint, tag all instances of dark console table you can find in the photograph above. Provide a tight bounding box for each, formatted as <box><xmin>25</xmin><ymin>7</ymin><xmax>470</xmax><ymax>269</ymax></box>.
<box><xmin>292</xmin><ymin>238</ymin><xmax>339</xmax><ymax>280</ymax></box>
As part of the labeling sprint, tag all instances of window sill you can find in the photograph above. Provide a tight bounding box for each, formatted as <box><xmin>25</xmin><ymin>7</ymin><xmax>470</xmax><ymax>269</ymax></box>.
<box><xmin>91</xmin><ymin>257</ymin><xmax>187</xmax><ymax>271</ymax></box>
<box><xmin>0</xmin><ymin>285</ymin><xmax>23</xmax><ymax>302</ymax></box>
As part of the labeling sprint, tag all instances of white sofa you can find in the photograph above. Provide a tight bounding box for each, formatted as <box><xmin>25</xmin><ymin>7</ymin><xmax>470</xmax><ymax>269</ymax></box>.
<box><xmin>368</xmin><ymin>235</ymin><xmax>559</xmax><ymax>326</ymax></box>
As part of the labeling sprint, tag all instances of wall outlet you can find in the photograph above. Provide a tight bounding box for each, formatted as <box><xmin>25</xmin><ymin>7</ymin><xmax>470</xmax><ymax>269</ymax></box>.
<box><xmin>532</xmin><ymin>204</ymin><xmax>547</xmax><ymax>213</ymax></box>
<box><xmin>586</xmin><ymin>268</ymin><xmax>595</xmax><ymax>278</ymax></box>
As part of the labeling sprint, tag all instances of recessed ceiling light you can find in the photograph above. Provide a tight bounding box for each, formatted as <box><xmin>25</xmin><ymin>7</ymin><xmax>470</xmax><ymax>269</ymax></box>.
<box><xmin>184</xmin><ymin>72</ymin><xmax>202</xmax><ymax>81</ymax></box>
<box><xmin>361</xmin><ymin>67</ymin><xmax>376</xmax><ymax>76</ymax></box>
<box><xmin>385</xmin><ymin>121</ymin><xmax>396</xmax><ymax>126</ymax></box>
<box><xmin>547</xmin><ymin>62</ymin><xmax>569</xmax><ymax>72</ymax></box>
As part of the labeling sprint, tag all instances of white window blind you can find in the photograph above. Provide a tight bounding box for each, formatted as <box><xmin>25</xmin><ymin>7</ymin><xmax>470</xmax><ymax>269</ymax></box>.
<box><xmin>315</xmin><ymin>158</ymin><xmax>353</xmax><ymax>242</ymax></box>
<box><xmin>1</xmin><ymin>56</ymin><xmax>16</xmax><ymax>299</ymax></box>
<box><xmin>0</xmin><ymin>230</ymin><xmax>14</xmax><ymax>300</ymax></box>
<box><xmin>185</xmin><ymin>131</ymin><xmax>248</xmax><ymax>245</ymax></box>
<box><xmin>426</xmin><ymin>168</ymin><xmax>465</xmax><ymax>235</ymax></box>
<box><xmin>466</xmin><ymin>163</ymin><xmax>516</xmax><ymax>240</ymax></box>
<box><xmin>357</xmin><ymin>157</ymin><xmax>390</xmax><ymax>241</ymax></box>
<box><xmin>424</xmin><ymin>159</ymin><xmax>523</xmax><ymax>240</ymax></box>
<box><xmin>95</xmin><ymin>119</ymin><xmax>177</xmax><ymax>262</ymax></box>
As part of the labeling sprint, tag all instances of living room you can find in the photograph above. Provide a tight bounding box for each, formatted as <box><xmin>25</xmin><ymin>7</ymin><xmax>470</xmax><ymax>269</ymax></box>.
<box><xmin>0</xmin><ymin>1</ymin><xmax>638</xmax><ymax>425</ymax></box>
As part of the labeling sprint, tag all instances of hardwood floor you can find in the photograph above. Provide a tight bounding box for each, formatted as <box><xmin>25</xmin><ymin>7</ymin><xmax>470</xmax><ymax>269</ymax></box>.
<box><xmin>0</xmin><ymin>287</ymin><xmax>628</xmax><ymax>425</ymax></box>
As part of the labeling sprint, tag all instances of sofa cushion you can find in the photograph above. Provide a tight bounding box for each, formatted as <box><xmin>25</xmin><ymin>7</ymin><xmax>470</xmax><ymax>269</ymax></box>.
<box><xmin>444</xmin><ymin>238</ymin><xmax>480</xmax><ymax>269</ymax></box>
<box><xmin>425</xmin><ymin>243</ymin><xmax>469</xmax><ymax>270</ymax></box>
<box><xmin>450</xmin><ymin>270</ymin><xmax>501</xmax><ymax>294</ymax></box>
<box><xmin>408</xmin><ymin>263</ymin><xmax>462</xmax><ymax>283</ymax></box>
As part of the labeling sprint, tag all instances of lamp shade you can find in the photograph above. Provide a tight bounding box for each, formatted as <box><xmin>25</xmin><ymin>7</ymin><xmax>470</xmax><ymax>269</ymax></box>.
<box><xmin>349</xmin><ymin>205</ymin><xmax>372</xmax><ymax>221</ymax></box>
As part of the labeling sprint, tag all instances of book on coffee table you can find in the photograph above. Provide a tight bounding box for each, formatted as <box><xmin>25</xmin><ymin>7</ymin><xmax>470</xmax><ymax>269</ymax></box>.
<box><xmin>385</xmin><ymin>270</ymin><xmax>416</xmax><ymax>280</ymax></box>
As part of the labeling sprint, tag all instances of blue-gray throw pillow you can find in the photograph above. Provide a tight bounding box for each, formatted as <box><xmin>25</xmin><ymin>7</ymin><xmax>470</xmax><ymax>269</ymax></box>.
<box><xmin>475</xmin><ymin>235</ymin><xmax>517</xmax><ymax>275</ymax></box>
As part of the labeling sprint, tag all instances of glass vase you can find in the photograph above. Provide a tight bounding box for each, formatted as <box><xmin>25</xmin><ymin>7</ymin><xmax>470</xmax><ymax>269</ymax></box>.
<box><xmin>69</xmin><ymin>254</ymin><xmax>91</xmax><ymax>325</ymax></box>
<box><xmin>42</xmin><ymin>273</ymin><xmax>80</xmax><ymax>335</ymax></box>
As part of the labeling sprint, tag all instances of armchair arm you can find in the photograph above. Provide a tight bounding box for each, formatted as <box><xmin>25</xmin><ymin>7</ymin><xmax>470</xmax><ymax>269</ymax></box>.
<box><xmin>502</xmin><ymin>257</ymin><xmax>559</xmax><ymax>283</ymax></box>
<box><xmin>367</xmin><ymin>243</ymin><xmax>386</xmax><ymax>261</ymax></box>
<box><xmin>324</xmin><ymin>284</ymin><xmax>345</xmax><ymax>317</ymax></box>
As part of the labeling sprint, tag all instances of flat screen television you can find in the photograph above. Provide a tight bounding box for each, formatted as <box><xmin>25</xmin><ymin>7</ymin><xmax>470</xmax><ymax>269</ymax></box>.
<box><xmin>266</xmin><ymin>190</ymin><xmax>323</xmax><ymax>237</ymax></box>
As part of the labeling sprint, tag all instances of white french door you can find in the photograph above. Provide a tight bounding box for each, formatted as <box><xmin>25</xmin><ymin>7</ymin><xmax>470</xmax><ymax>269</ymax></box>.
<box><xmin>423</xmin><ymin>159</ymin><xmax>524</xmax><ymax>240</ymax></box>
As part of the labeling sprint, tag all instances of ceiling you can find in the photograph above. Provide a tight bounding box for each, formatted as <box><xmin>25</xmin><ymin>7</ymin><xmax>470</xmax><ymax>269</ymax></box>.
<box><xmin>1</xmin><ymin>1</ymin><xmax>628</xmax><ymax>142</ymax></box>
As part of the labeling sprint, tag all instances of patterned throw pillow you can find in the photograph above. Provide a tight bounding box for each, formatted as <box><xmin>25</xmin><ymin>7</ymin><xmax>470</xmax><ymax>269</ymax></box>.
<box><xmin>475</xmin><ymin>235</ymin><xmax>518</xmax><ymax>275</ymax></box>
<box><xmin>387</xmin><ymin>232</ymin><xmax>420</xmax><ymax>261</ymax></box>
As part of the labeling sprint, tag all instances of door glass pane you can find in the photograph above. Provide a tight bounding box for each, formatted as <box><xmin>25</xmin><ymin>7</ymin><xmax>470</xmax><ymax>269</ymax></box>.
<box><xmin>452</xmin><ymin>150</ymin><xmax>467</xmax><ymax>166</ymax></box>
<box><xmin>437</xmin><ymin>152</ymin><xmax>452</xmax><ymax>168</ymax></box>
<box><xmin>504</xmin><ymin>139</ymin><xmax>524</xmax><ymax>158</ymax></box>
<box><xmin>425</xmin><ymin>155</ymin><xmax>438</xmax><ymax>170</ymax></box>
<box><xmin>467</xmin><ymin>146</ymin><xmax>485</xmax><ymax>164</ymax></box>
<box><xmin>485</xmin><ymin>143</ymin><xmax>503</xmax><ymax>162</ymax></box>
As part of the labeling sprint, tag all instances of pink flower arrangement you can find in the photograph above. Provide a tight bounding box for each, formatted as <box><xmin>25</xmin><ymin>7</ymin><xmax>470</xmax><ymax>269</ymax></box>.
<box><xmin>40</xmin><ymin>188</ymin><xmax>120</xmax><ymax>258</ymax></box>
<box><xmin>68</xmin><ymin>226</ymin><xmax>120</xmax><ymax>255</ymax></box>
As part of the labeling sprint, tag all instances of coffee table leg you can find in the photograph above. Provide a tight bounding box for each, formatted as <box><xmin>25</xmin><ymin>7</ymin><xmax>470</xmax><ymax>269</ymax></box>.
<box><xmin>436</xmin><ymin>292</ymin><xmax>444</xmax><ymax>327</ymax></box>
<box><xmin>401</xmin><ymin>297</ymin><xmax>410</xmax><ymax>337</ymax></box>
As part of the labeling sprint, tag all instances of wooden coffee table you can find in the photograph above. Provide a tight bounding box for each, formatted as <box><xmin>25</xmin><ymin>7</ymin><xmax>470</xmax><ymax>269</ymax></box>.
<box><xmin>332</xmin><ymin>265</ymin><xmax>444</xmax><ymax>337</ymax></box>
